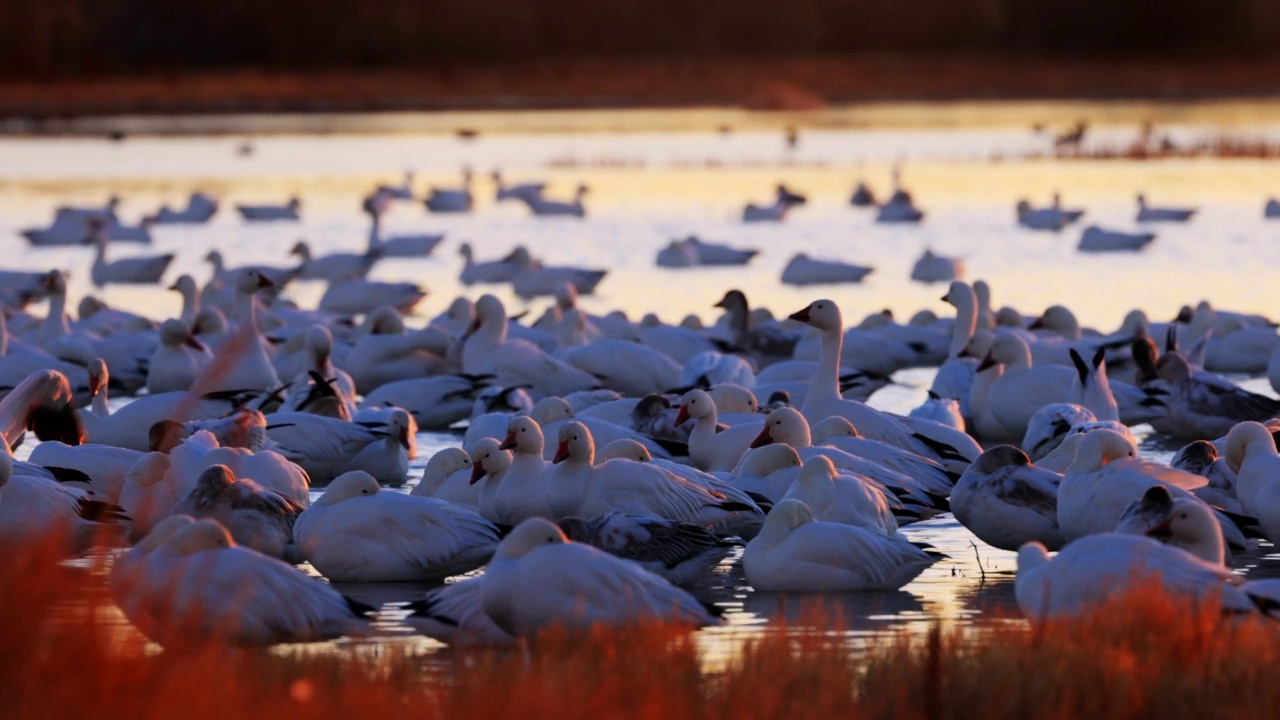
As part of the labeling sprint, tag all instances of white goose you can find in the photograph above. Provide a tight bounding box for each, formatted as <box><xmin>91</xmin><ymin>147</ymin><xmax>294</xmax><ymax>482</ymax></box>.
<box><xmin>294</xmin><ymin>471</ymin><xmax>498</xmax><ymax>582</ymax></box>
<box><xmin>1078</xmin><ymin>225</ymin><xmax>1155</xmax><ymax>252</ymax></box>
<box><xmin>909</xmin><ymin>249</ymin><xmax>964</xmax><ymax>284</ymax></box>
<box><xmin>236</xmin><ymin>197</ymin><xmax>301</xmax><ymax>221</ymax></box>
<box><xmin>424</xmin><ymin>170</ymin><xmax>473</xmax><ymax>213</ymax></box>
<box><xmin>951</xmin><ymin>445</ymin><xmax>1064</xmax><ymax>551</ymax></box>
<box><xmin>1224</xmin><ymin>421</ymin><xmax>1280</xmax><ymax>518</ymax></box>
<box><xmin>459</xmin><ymin>243</ymin><xmax>531</xmax><ymax>285</ymax></box>
<box><xmin>743</xmin><ymin>499</ymin><xmax>939</xmax><ymax>592</ymax></box>
<box><xmin>462</xmin><ymin>295</ymin><xmax>599</xmax><ymax>397</ymax></box>
<box><xmin>264</xmin><ymin>409</ymin><xmax>413</xmax><ymax>486</ymax></box>
<box><xmin>112</xmin><ymin>517</ymin><xmax>370</xmax><ymax>646</ymax></box>
<box><xmin>547</xmin><ymin>421</ymin><xmax>752</xmax><ymax>527</ymax></box>
<box><xmin>492</xmin><ymin>170</ymin><xmax>546</xmax><ymax>202</ymax></box>
<box><xmin>289</xmin><ymin>240</ymin><xmax>377</xmax><ymax>283</ymax></box>
<box><xmin>930</xmin><ymin>281</ymin><xmax>979</xmax><ymax>417</ymax></box>
<box><xmin>410</xmin><ymin>447</ymin><xmax>478</xmax><ymax>508</ymax></box>
<box><xmin>87</xmin><ymin>222</ymin><xmax>173</xmax><ymax>287</ymax></box>
<box><xmin>0</xmin><ymin>449</ymin><xmax>125</xmax><ymax>552</ymax></box>
<box><xmin>780</xmin><ymin>254</ymin><xmax>873</xmax><ymax>286</ymax></box>
<box><xmin>512</xmin><ymin>263</ymin><xmax>607</xmax><ymax>299</ymax></box>
<box><xmin>28</xmin><ymin>440</ymin><xmax>142</xmax><ymax>506</ymax></box>
<box><xmin>726</xmin><ymin>444</ymin><xmax>804</xmax><ymax>503</ymax></box>
<box><xmin>318</xmin><ymin>279</ymin><xmax>426</xmax><ymax>316</ymax></box>
<box><xmin>1015</xmin><ymin>534</ymin><xmax>1252</xmax><ymax>620</ymax></box>
<box><xmin>676</xmin><ymin>388</ymin><xmax>762</xmax><ymax>473</ymax></box>
<box><xmin>361</xmin><ymin>374</ymin><xmax>486</xmax><ymax>431</ymax></box>
<box><xmin>779</xmin><ymin>456</ymin><xmax>897</xmax><ymax>536</ymax></box>
<box><xmin>522</xmin><ymin>184</ymin><xmax>587</xmax><ymax>217</ymax></box>
<box><xmin>363</xmin><ymin>199</ymin><xmax>443</xmax><ymax>257</ymax></box>
<box><xmin>1148</xmin><ymin>352</ymin><xmax>1280</xmax><ymax>440</ymax></box>
<box><xmin>1115</xmin><ymin>485</ymin><xmax>1225</xmax><ymax>565</ymax></box>
<box><xmin>343</xmin><ymin>308</ymin><xmax>449</xmax><ymax>395</ymax></box>
<box><xmin>1136</xmin><ymin>194</ymin><xmax>1195</xmax><ymax>223</ymax></box>
<box><xmin>146</xmin><ymin>319</ymin><xmax>213</xmax><ymax>394</ymax></box>
<box><xmin>190</xmin><ymin>269</ymin><xmax>280</xmax><ymax>394</ymax></box>
<box><xmin>492</xmin><ymin>415</ymin><xmax>555</xmax><ymax>524</ymax></box>
<box><xmin>478</xmin><ymin>517</ymin><xmax>716</xmax><ymax>636</ymax></box>
<box><xmin>810</xmin><ymin>416</ymin><xmax>957</xmax><ymax>497</ymax></box>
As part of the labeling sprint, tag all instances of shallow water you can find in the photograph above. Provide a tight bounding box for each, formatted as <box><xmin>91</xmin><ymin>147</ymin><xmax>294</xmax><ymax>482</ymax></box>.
<box><xmin>4</xmin><ymin>106</ymin><xmax>1280</xmax><ymax>655</ymax></box>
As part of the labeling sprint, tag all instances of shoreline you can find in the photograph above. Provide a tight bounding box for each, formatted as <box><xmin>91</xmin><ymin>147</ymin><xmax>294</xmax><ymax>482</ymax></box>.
<box><xmin>5</xmin><ymin>55</ymin><xmax>1280</xmax><ymax>136</ymax></box>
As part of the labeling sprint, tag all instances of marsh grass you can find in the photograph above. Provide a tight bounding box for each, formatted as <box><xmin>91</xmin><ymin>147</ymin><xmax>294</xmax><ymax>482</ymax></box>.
<box><xmin>4</xmin><ymin>529</ymin><xmax>1280</xmax><ymax>720</ymax></box>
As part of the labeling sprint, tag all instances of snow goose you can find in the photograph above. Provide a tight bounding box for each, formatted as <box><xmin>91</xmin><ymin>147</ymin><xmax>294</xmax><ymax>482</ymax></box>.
<box><xmin>86</xmin><ymin>221</ymin><xmax>173</xmax><ymax>288</ymax></box>
<box><xmin>910</xmin><ymin>249</ymin><xmax>963</xmax><ymax>284</ymax></box>
<box><xmin>146</xmin><ymin>319</ymin><xmax>212</xmax><ymax>394</ymax></box>
<box><xmin>1078</xmin><ymin>225</ymin><xmax>1155</xmax><ymax>252</ymax></box>
<box><xmin>342</xmin><ymin>309</ymin><xmax>449</xmax><ymax>394</ymax></box>
<box><xmin>0</xmin><ymin>369</ymin><xmax>84</xmax><ymax>449</ymax></box>
<box><xmin>1015</xmin><ymin>534</ymin><xmax>1252</xmax><ymax>620</ymax></box>
<box><xmin>788</xmin><ymin>299</ymin><xmax>975</xmax><ymax>470</ymax></box>
<box><xmin>547</xmin><ymin>421</ymin><xmax>752</xmax><ymax>527</ymax></box>
<box><xmin>27</xmin><ymin>440</ymin><xmax>141</xmax><ymax>506</ymax></box>
<box><xmin>1148</xmin><ymin>352</ymin><xmax>1280</xmax><ymax>440</ymax></box>
<box><xmin>809</xmin><ymin>416</ymin><xmax>957</xmax><ymax>497</ymax></box>
<box><xmin>558</xmin><ymin>337</ymin><xmax>680</xmax><ymax>397</ymax></box>
<box><xmin>492</xmin><ymin>415</ymin><xmax>555</xmax><ymax>524</ymax></box>
<box><xmin>289</xmin><ymin>240</ymin><xmax>378</xmax><ymax>283</ymax></box>
<box><xmin>480</xmin><ymin>517</ymin><xmax>717</xmax><ymax>636</ymax></box>
<box><xmin>1224</xmin><ymin>421</ymin><xmax>1280</xmax><ymax>518</ymax></box>
<box><xmin>523</xmin><ymin>184</ymin><xmax>587</xmax><ymax>217</ymax></box>
<box><xmin>930</xmin><ymin>281</ymin><xmax>980</xmax><ymax>417</ymax></box>
<box><xmin>172</xmin><ymin>464</ymin><xmax>304</xmax><ymax>560</ymax></box>
<box><xmin>375</xmin><ymin>171</ymin><xmax>416</xmax><ymax>201</ymax></box>
<box><xmin>909</xmin><ymin>392</ymin><xmax>965</xmax><ymax>432</ymax></box>
<box><xmin>147</xmin><ymin>191</ymin><xmax>219</xmax><ymax>224</ymax></box>
<box><xmin>410</xmin><ymin>447</ymin><xmax>478</xmax><ymax>508</ymax></box>
<box><xmin>849</xmin><ymin>181</ymin><xmax>876</xmax><ymax>207</ymax></box>
<box><xmin>742</xmin><ymin>189</ymin><xmax>791</xmax><ymax>222</ymax></box>
<box><xmin>688</xmin><ymin>236</ymin><xmax>759</xmax><ymax>266</ymax></box>
<box><xmin>190</xmin><ymin>269</ymin><xmax>280</xmax><ymax>394</ymax></box>
<box><xmin>1201</xmin><ymin>317</ymin><xmax>1277</xmax><ymax>374</ymax></box>
<box><xmin>362</xmin><ymin>196</ymin><xmax>444</xmax><ymax>258</ymax></box>
<box><xmin>876</xmin><ymin>193</ymin><xmax>924</xmax><ymax>224</ymax></box>
<box><xmin>951</xmin><ymin>446</ymin><xmax>1064</xmax><ymax>551</ymax></box>
<box><xmin>424</xmin><ymin>169</ymin><xmax>474</xmax><ymax>213</ymax></box>
<box><xmin>558</xmin><ymin>512</ymin><xmax>732</xmax><ymax>586</ymax></box>
<box><xmin>0</xmin><ymin>449</ymin><xmax>127</xmax><ymax>552</ymax></box>
<box><xmin>319</xmin><ymin>279</ymin><xmax>425</xmax><ymax>316</ymax></box>
<box><xmin>264</xmin><ymin>409</ymin><xmax>412</xmax><ymax>486</ymax></box>
<box><xmin>1136</xmin><ymin>194</ymin><xmax>1195</xmax><ymax>223</ymax></box>
<box><xmin>458</xmin><ymin>243</ymin><xmax>530</xmax><ymax>285</ymax></box>
<box><xmin>1015</xmin><ymin>198</ymin><xmax>1080</xmax><ymax>231</ymax></box>
<box><xmin>677</xmin><ymin>388</ymin><xmax>762</xmax><ymax>472</ymax></box>
<box><xmin>1266</xmin><ymin>198</ymin><xmax>1280</xmax><ymax>219</ymax></box>
<box><xmin>728</xmin><ymin>444</ymin><xmax>804</xmax><ymax>503</ymax></box>
<box><xmin>236</xmin><ymin>197</ymin><xmax>301</xmax><ymax>221</ymax></box>
<box><xmin>294</xmin><ymin>470</ymin><xmax>497</xmax><ymax>582</ymax></box>
<box><xmin>81</xmin><ymin>379</ymin><xmax>249</xmax><ymax>452</ymax></box>
<box><xmin>512</xmin><ymin>262</ymin><xmax>607</xmax><ymax>299</ymax></box>
<box><xmin>780</xmin><ymin>254</ymin><xmax>873</xmax><ymax>286</ymax></box>
<box><xmin>743</xmin><ymin>499</ymin><xmax>939</xmax><ymax>592</ymax></box>
<box><xmin>656</xmin><ymin>238</ymin><xmax>699</xmax><ymax>268</ymax></box>
<box><xmin>404</xmin><ymin>578</ymin><xmax>515</xmax><ymax>646</ymax></box>
<box><xmin>462</xmin><ymin>295</ymin><xmax>599</xmax><ymax>397</ymax></box>
<box><xmin>1056</xmin><ymin>430</ymin><xmax>1247</xmax><ymax>551</ymax></box>
<box><xmin>1020</xmin><ymin>403</ymin><xmax>1097</xmax><ymax>460</ymax></box>
<box><xmin>117</xmin><ymin>517</ymin><xmax>371</xmax><ymax>646</ymax></box>
<box><xmin>468</xmin><ymin>437</ymin><xmax>515</xmax><ymax>523</ymax></box>
<box><xmin>1115</xmin><ymin>485</ymin><xmax>1225</xmax><ymax>565</ymax></box>
<box><xmin>361</xmin><ymin>374</ymin><xmax>488</xmax><ymax>430</ymax></box>
<box><xmin>492</xmin><ymin>170</ymin><xmax>546</xmax><ymax>202</ymax></box>
<box><xmin>779</xmin><ymin>456</ymin><xmax>897</xmax><ymax>535</ymax></box>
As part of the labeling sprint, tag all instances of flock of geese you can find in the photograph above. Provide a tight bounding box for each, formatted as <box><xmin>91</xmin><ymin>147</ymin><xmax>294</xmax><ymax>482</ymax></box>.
<box><xmin>6</xmin><ymin>169</ymin><xmax>1280</xmax><ymax>647</ymax></box>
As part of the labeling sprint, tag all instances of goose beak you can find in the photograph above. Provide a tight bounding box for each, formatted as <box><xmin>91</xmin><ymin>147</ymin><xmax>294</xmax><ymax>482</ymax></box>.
<box><xmin>674</xmin><ymin>406</ymin><xmax>690</xmax><ymax>425</ymax></box>
<box><xmin>749</xmin><ymin>424</ymin><xmax>774</xmax><ymax>449</ymax></box>
<box><xmin>788</xmin><ymin>307</ymin><xmax>811</xmax><ymax>323</ymax></box>
<box><xmin>469</xmin><ymin>463</ymin><xmax>487</xmax><ymax>485</ymax></box>
<box><xmin>399</xmin><ymin>424</ymin><xmax>412</xmax><ymax>450</ymax></box>
<box><xmin>552</xmin><ymin>441</ymin><xmax>570</xmax><ymax>464</ymax></box>
<box><xmin>498</xmin><ymin>431</ymin><xmax>517</xmax><ymax>450</ymax></box>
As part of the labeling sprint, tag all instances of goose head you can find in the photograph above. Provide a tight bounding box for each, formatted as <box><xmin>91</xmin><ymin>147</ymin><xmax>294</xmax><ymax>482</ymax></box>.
<box><xmin>492</xmin><ymin>517</ymin><xmax>566</xmax><ymax>562</ymax></box>
<box><xmin>234</xmin><ymin>268</ymin><xmax>274</xmax><ymax>296</ymax></box>
<box><xmin>1224</xmin><ymin>421</ymin><xmax>1277</xmax><ymax>474</ymax></box>
<box><xmin>760</xmin><ymin>498</ymin><xmax>815</xmax><ymax>537</ymax></box>
<box><xmin>468</xmin><ymin>437</ymin><xmax>512</xmax><ymax>485</ymax></box>
<box><xmin>968</xmin><ymin>445</ymin><xmax>1032</xmax><ymax>476</ymax></box>
<box><xmin>811</xmin><ymin>416</ymin><xmax>858</xmax><ymax>443</ymax></box>
<box><xmin>797</xmin><ymin>456</ymin><xmax>838</xmax><ymax>487</ymax></box>
<box><xmin>597</xmin><ymin>439</ymin><xmax>651</xmax><ymax>463</ymax></box>
<box><xmin>1154</xmin><ymin>352</ymin><xmax>1192</xmax><ymax>383</ymax></box>
<box><xmin>134</xmin><ymin>514</ymin><xmax>196</xmax><ymax>552</ymax></box>
<box><xmin>419</xmin><ymin>448</ymin><xmax>471</xmax><ymax>493</ymax></box>
<box><xmin>472</xmin><ymin>294</ymin><xmax>507</xmax><ymax>336</ymax></box>
<box><xmin>732</xmin><ymin>444</ymin><xmax>802</xmax><ymax>477</ymax></box>
<box><xmin>553</xmin><ymin>421</ymin><xmax>593</xmax><ymax>464</ymax></box>
<box><xmin>1118</xmin><ymin>485</ymin><xmax>1224</xmax><ymax>565</ymax></box>
<box><xmin>750</xmin><ymin>407</ymin><xmax>810</xmax><ymax>448</ymax></box>
<box><xmin>168</xmin><ymin>274</ymin><xmax>198</xmax><ymax>298</ymax></box>
<box><xmin>788</xmin><ymin>299</ymin><xmax>842</xmax><ymax>335</ymax></box>
<box><xmin>289</xmin><ymin>240</ymin><xmax>312</xmax><ymax>261</ymax></box>
<box><xmin>159</xmin><ymin>319</ymin><xmax>203</xmax><ymax>352</ymax></box>
<box><xmin>941</xmin><ymin>280</ymin><xmax>974</xmax><ymax>309</ymax></box>
<box><xmin>162</xmin><ymin>518</ymin><xmax>235</xmax><ymax>557</ymax></box>
<box><xmin>708</xmin><ymin>384</ymin><xmax>758</xmax><ymax>414</ymax></box>
<box><xmin>317</xmin><ymin>471</ymin><xmax>381</xmax><ymax>505</ymax></box>
<box><xmin>500</xmin><ymin>415</ymin><xmax>544</xmax><ymax>456</ymax></box>
<box><xmin>675</xmin><ymin>388</ymin><xmax>716</xmax><ymax>425</ymax></box>
<box><xmin>529</xmin><ymin>396</ymin><xmax>573</xmax><ymax>426</ymax></box>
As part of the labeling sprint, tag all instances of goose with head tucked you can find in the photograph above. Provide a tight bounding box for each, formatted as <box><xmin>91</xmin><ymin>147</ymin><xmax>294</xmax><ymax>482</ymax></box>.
<box><xmin>1115</xmin><ymin>485</ymin><xmax>1225</xmax><ymax>565</ymax></box>
<box><xmin>294</xmin><ymin>471</ymin><xmax>498</xmax><ymax>583</ymax></box>
<box><xmin>558</xmin><ymin>512</ymin><xmax>732</xmax><ymax>586</ymax></box>
<box><xmin>114</xmin><ymin>517</ymin><xmax>371</xmax><ymax>647</ymax></box>
<box><xmin>410</xmin><ymin>447</ymin><xmax>479</xmax><ymax>509</ymax></box>
<box><xmin>1148</xmin><ymin>351</ymin><xmax>1280</xmax><ymax>440</ymax></box>
<box><xmin>743</xmin><ymin>499</ymin><xmax>939</xmax><ymax>592</ymax></box>
<box><xmin>264</xmin><ymin>408</ymin><xmax>412</xmax><ymax>486</ymax></box>
<box><xmin>951</xmin><ymin>445</ymin><xmax>1064</xmax><ymax>552</ymax></box>
<box><xmin>479</xmin><ymin>517</ymin><xmax>717</xmax><ymax>637</ymax></box>
<box><xmin>727</xmin><ymin>444</ymin><xmax>804</xmax><ymax>504</ymax></box>
<box><xmin>779</xmin><ymin>456</ymin><xmax>897</xmax><ymax>536</ymax></box>
<box><xmin>172</xmin><ymin>464</ymin><xmax>304</xmax><ymax>561</ymax></box>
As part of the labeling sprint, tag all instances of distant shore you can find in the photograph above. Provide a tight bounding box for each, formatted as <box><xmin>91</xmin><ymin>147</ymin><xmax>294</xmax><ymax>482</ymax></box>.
<box><xmin>4</xmin><ymin>55</ymin><xmax>1280</xmax><ymax>135</ymax></box>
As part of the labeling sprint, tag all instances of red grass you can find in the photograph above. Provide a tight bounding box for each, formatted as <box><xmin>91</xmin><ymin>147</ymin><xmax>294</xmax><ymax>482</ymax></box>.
<box><xmin>5</xmin><ymin>531</ymin><xmax>1280</xmax><ymax>720</ymax></box>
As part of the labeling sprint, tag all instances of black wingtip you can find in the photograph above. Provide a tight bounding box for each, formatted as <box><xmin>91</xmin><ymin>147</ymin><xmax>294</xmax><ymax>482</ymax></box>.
<box><xmin>344</xmin><ymin>596</ymin><xmax>379</xmax><ymax>618</ymax></box>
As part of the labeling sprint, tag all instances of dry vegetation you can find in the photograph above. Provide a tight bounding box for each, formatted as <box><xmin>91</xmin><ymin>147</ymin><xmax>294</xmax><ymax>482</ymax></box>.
<box><xmin>5</xmin><ymin>530</ymin><xmax>1280</xmax><ymax>720</ymax></box>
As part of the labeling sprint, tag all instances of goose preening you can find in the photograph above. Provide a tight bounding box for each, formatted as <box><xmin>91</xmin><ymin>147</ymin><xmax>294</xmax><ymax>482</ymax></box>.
<box><xmin>1078</xmin><ymin>226</ymin><xmax>1155</xmax><ymax>252</ymax></box>
<box><xmin>951</xmin><ymin>445</ymin><xmax>1064</xmax><ymax>551</ymax></box>
<box><xmin>171</xmin><ymin>464</ymin><xmax>305</xmax><ymax>560</ymax></box>
<box><xmin>87</xmin><ymin>221</ymin><xmax>173</xmax><ymax>287</ymax></box>
<box><xmin>424</xmin><ymin>169</ymin><xmax>473</xmax><ymax>213</ymax></box>
<box><xmin>293</xmin><ymin>471</ymin><xmax>499</xmax><ymax>582</ymax></box>
<box><xmin>471</xmin><ymin>517</ymin><xmax>716</xmax><ymax>637</ymax></box>
<box><xmin>909</xmin><ymin>249</ymin><xmax>963</xmax><ymax>284</ymax></box>
<box><xmin>236</xmin><ymin>197</ymin><xmax>300</xmax><ymax>222</ymax></box>
<box><xmin>109</xmin><ymin>516</ymin><xmax>370</xmax><ymax>647</ymax></box>
<box><xmin>146</xmin><ymin>192</ymin><xmax>219</xmax><ymax>224</ymax></box>
<box><xmin>780</xmin><ymin>254</ymin><xmax>873</xmax><ymax>286</ymax></box>
<box><xmin>1136</xmin><ymin>194</ymin><xmax>1196</xmax><ymax>223</ymax></box>
<box><xmin>522</xmin><ymin>184</ymin><xmax>587</xmax><ymax>217</ymax></box>
<box><xmin>492</xmin><ymin>170</ymin><xmax>546</xmax><ymax>202</ymax></box>
<box><xmin>743</xmin><ymin>499</ymin><xmax>940</xmax><ymax>592</ymax></box>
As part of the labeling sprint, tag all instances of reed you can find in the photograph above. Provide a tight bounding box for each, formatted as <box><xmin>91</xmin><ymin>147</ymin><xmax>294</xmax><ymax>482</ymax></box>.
<box><xmin>4</xmin><ymin>531</ymin><xmax>1280</xmax><ymax>720</ymax></box>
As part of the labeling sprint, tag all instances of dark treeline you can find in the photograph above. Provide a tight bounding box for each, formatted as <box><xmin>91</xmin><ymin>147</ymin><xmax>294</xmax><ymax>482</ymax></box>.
<box><xmin>3</xmin><ymin>0</ymin><xmax>1279</xmax><ymax>78</ymax></box>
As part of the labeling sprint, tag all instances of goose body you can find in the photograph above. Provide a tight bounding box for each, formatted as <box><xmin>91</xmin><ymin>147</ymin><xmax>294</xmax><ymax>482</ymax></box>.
<box><xmin>264</xmin><ymin>410</ymin><xmax>412</xmax><ymax>486</ymax></box>
<box><xmin>780</xmin><ymin>254</ymin><xmax>873</xmax><ymax>286</ymax></box>
<box><xmin>1136</xmin><ymin>194</ymin><xmax>1195</xmax><ymax>223</ymax></box>
<box><xmin>1078</xmin><ymin>225</ymin><xmax>1155</xmax><ymax>252</ymax></box>
<box><xmin>236</xmin><ymin>198</ymin><xmax>300</xmax><ymax>221</ymax></box>
<box><xmin>951</xmin><ymin>446</ymin><xmax>1064</xmax><ymax>551</ymax></box>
